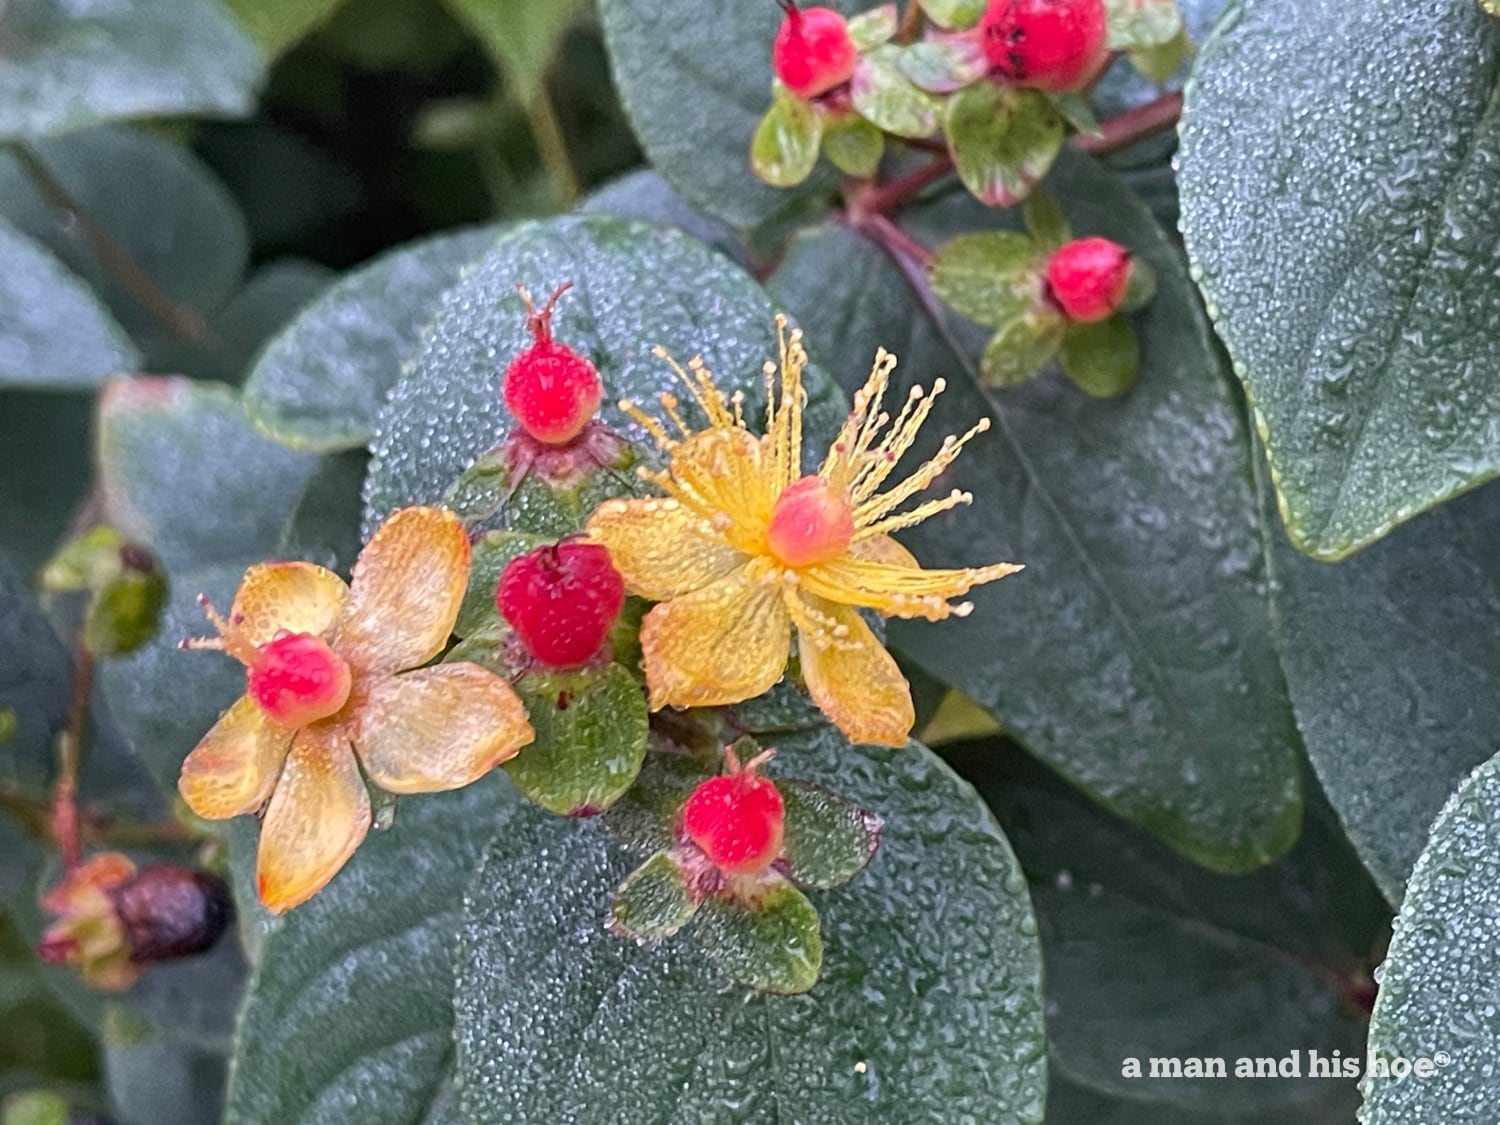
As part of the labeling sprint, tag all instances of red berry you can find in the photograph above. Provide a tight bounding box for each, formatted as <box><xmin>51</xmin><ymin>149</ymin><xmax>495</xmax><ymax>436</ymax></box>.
<box><xmin>682</xmin><ymin>748</ymin><xmax>785</xmax><ymax>875</ymax></box>
<box><xmin>1045</xmin><ymin>237</ymin><xmax>1134</xmax><ymax>322</ymax></box>
<box><xmin>497</xmin><ymin>542</ymin><xmax>626</xmax><ymax>668</ymax></box>
<box><xmin>502</xmin><ymin>282</ymin><xmax>603</xmax><ymax>446</ymax></box>
<box><xmin>773</xmin><ymin>5</ymin><xmax>859</xmax><ymax>99</ymax></box>
<box><xmin>110</xmin><ymin>866</ymin><xmax>232</xmax><ymax>962</ymax></box>
<box><xmin>246</xmin><ymin>632</ymin><xmax>352</xmax><ymax>728</ymax></box>
<box><xmin>979</xmin><ymin>0</ymin><xmax>1109</xmax><ymax>93</ymax></box>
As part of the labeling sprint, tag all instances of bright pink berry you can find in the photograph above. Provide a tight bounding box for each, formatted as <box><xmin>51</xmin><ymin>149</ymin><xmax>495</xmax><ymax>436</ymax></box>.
<box><xmin>979</xmin><ymin>0</ymin><xmax>1109</xmax><ymax>93</ymax></box>
<box><xmin>246</xmin><ymin>632</ymin><xmax>353</xmax><ymax>727</ymax></box>
<box><xmin>502</xmin><ymin>281</ymin><xmax>603</xmax><ymax>446</ymax></box>
<box><xmin>1045</xmin><ymin>237</ymin><xmax>1134</xmax><ymax>322</ymax></box>
<box><xmin>497</xmin><ymin>541</ymin><xmax>625</xmax><ymax>669</ymax></box>
<box><xmin>773</xmin><ymin>4</ymin><xmax>859</xmax><ymax>99</ymax></box>
<box><xmin>682</xmin><ymin>748</ymin><xmax>785</xmax><ymax>875</ymax></box>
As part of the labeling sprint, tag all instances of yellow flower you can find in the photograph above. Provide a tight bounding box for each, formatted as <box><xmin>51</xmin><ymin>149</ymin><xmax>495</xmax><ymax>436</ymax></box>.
<box><xmin>587</xmin><ymin>318</ymin><xmax>1021</xmax><ymax>748</ymax></box>
<box><xmin>179</xmin><ymin>506</ymin><xmax>533</xmax><ymax>914</ymax></box>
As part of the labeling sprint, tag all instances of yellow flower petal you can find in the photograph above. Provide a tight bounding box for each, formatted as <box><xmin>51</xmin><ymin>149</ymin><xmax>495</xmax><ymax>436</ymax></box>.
<box><xmin>848</xmin><ymin>533</ymin><xmax>919</xmax><ymax>569</ymax></box>
<box><xmin>587</xmin><ymin>496</ymin><xmax>745</xmax><ymax>601</ymax></box>
<box><xmin>230</xmin><ymin>561</ymin><xmax>348</xmax><ymax>646</ymax></box>
<box><xmin>800</xmin><ymin>555</ymin><xmax>1023</xmax><ymax>621</ymax></box>
<box><xmin>351</xmin><ymin>664</ymin><xmax>533</xmax><ymax>794</ymax></box>
<box><xmin>667</xmin><ymin>428</ymin><xmax>777</xmax><ymax>547</ymax></box>
<box><xmin>255</xmin><ymin>723</ymin><xmax>371</xmax><ymax>914</ymax></box>
<box><xmin>333</xmin><ymin>506</ymin><xmax>469</xmax><ymax>674</ymax></box>
<box><xmin>178</xmin><ymin>695</ymin><xmax>293</xmax><ymax>819</ymax></box>
<box><xmin>640</xmin><ymin>564</ymin><xmax>791</xmax><ymax>709</ymax></box>
<box><xmin>796</xmin><ymin>598</ymin><xmax>914</xmax><ymax>748</ymax></box>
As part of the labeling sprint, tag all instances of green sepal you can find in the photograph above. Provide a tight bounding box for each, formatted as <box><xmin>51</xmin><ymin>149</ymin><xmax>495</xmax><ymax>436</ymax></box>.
<box><xmin>1130</xmin><ymin>24</ymin><xmax>1193</xmax><ymax>83</ymax></box>
<box><xmin>981</xmin><ymin>310</ymin><xmax>1068</xmax><ymax>388</ymax></box>
<box><xmin>929</xmin><ymin>230</ymin><xmax>1048</xmax><ymax>327</ymax></box>
<box><xmin>1050</xmin><ymin>91</ymin><xmax>1102</xmax><ymax>137</ymax></box>
<box><xmin>779</xmin><ymin>779</ymin><xmax>882</xmax><ymax>890</ymax></box>
<box><xmin>698</xmin><ymin>873</ymin><xmax>823</xmax><ymax>995</ymax></box>
<box><xmin>821</xmin><ymin>112</ymin><xmax>885</xmax><ymax>178</ymax></box>
<box><xmin>1121</xmin><ymin>257</ymin><xmax>1158</xmax><ymax>312</ymax></box>
<box><xmin>1059</xmin><ymin>315</ymin><xmax>1140</xmax><ymax>398</ymax></box>
<box><xmin>851</xmin><ymin>46</ymin><xmax>942</xmax><ymax>139</ymax></box>
<box><xmin>42</xmin><ymin>527</ymin><xmax>167</xmax><ymax>657</ymax></box>
<box><xmin>446</xmin><ymin>446</ymin><xmax>513</xmax><ymax>524</ymax></box>
<box><xmin>506</xmin><ymin>663</ymin><xmax>650</xmax><ymax>816</ymax></box>
<box><xmin>916</xmin><ymin>0</ymin><xmax>987</xmax><ymax>29</ymax></box>
<box><xmin>445</xmin><ymin>621</ymin><xmax>528</xmax><ymax>680</ymax></box>
<box><xmin>846</xmin><ymin>3</ymin><xmax>899</xmax><ymax>50</ymax></box>
<box><xmin>897</xmin><ymin>37</ymin><xmax>988</xmax><ymax>94</ymax></box>
<box><xmin>751</xmin><ymin>88</ymin><xmax>824</xmax><ymax>188</ymax></box>
<box><xmin>609</xmin><ymin>849</ymin><xmax>702</xmax><ymax>940</ymax></box>
<box><xmin>1022</xmin><ymin>191</ymin><xmax>1072</xmax><ymax>250</ymax></box>
<box><xmin>602</xmin><ymin>750</ymin><xmax>714</xmax><ymax>855</ymax></box>
<box><xmin>945</xmin><ymin>82</ymin><xmax>1064</xmax><ymax>207</ymax></box>
<box><xmin>1104</xmin><ymin>0</ymin><xmax>1185</xmax><ymax>50</ymax></box>
<box><xmin>456</xmin><ymin>529</ymin><xmax>551</xmax><ymax>638</ymax></box>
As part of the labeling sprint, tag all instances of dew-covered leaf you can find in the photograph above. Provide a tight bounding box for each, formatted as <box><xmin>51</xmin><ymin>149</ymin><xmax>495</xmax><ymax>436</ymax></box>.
<box><xmin>0</xmin><ymin>0</ymin><xmax>263</xmax><ymax>141</ymax></box>
<box><xmin>1179</xmin><ymin>0</ymin><xmax>1500</xmax><ymax>558</ymax></box>
<box><xmin>750</xmin><ymin>89</ymin><xmax>823</xmax><ymax>189</ymax></box>
<box><xmin>1362</xmin><ymin>749</ymin><xmax>1500</xmax><ymax>1124</ymax></box>
<box><xmin>770</xmin><ymin>152</ymin><xmax>1302</xmax><ymax>873</ymax></box>
<box><xmin>455</xmin><ymin>727</ymin><xmax>1047</xmax><ymax>1123</ymax></box>
<box><xmin>244</xmin><ymin>226</ymin><xmax>501</xmax><ymax>453</ymax></box>
<box><xmin>945</xmin><ymin>83</ymin><xmax>1064</xmax><ymax>208</ymax></box>
<box><xmin>609</xmin><ymin>850</ymin><xmax>698</xmax><ymax>941</ymax></box>
<box><xmin>696</xmin><ymin>875</ymin><xmax>822</xmax><ymax>995</ymax></box>
<box><xmin>778</xmin><ymin>780</ymin><xmax>881</xmax><ymax>890</ymax></box>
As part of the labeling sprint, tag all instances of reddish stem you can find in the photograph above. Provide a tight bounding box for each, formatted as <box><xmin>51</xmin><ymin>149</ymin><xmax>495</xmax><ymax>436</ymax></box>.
<box><xmin>847</xmin><ymin>157</ymin><xmax>954</xmax><ymax>221</ymax></box>
<box><xmin>50</xmin><ymin>649</ymin><xmax>93</xmax><ymax>869</ymax></box>
<box><xmin>897</xmin><ymin>0</ymin><xmax>924</xmax><ymax>43</ymax></box>
<box><xmin>857</xmin><ymin>212</ymin><xmax>935</xmax><ymax>273</ymax></box>
<box><xmin>1072</xmin><ymin>90</ymin><xmax>1184</xmax><ymax>158</ymax></box>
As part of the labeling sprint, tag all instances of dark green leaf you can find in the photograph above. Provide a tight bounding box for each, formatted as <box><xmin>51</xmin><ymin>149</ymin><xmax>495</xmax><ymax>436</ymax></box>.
<box><xmin>980</xmin><ymin>308</ymin><xmax>1066</xmax><ymax>387</ymax></box>
<box><xmin>1258</xmin><ymin>459</ymin><xmax>1500</xmax><ymax>904</ymax></box>
<box><xmin>697</xmin><ymin>875</ymin><xmax>822</xmax><ymax>995</ymax></box>
<box><xmin>769</xmin><ymin>152</ymin><xmax>1303</xmax><ymax>873</ymax></box>
<box><xmin>225</xmin><ymin>780</ymin><xmax>511</xmax><ymax>1125</ymax></box>
<box><xmin>277</xmin><ymin>452</ymin><xmax>369</xmax><ymax>575</ymax></box>
<box><xmin>1058</xmin><ymin>315</ymin><xmax>1139</xmax><ymax>398</ymax></box>
<box><xmin>363</xmin><ymin>214</ymin><xmax>842</xmax><ymax>534</ymax></box>
<box><xmin>750</xmin><ymin>89</ymin><xmax>824</xmax><ymax>189</ymax></box>
<box><xmin>456</xmin><ymin>728</ymin><xmax>1046</xmax><ymax>1123</ymax></box>
<box><xmin>601</xmin><ymin>750</ymin><xmax>709</xmax><ymax>856</ymax></box>
<box><xmin>244</xmin><ymin>226</ymin><xmax>501</xmax><ymax>453</ymax></box>
<box><xmin>0</xmin><ymin>392</ymin><xmax>95</xmax><ymax>578</ymax></box>
<box><xmin>945</xmin><ymin>83</ymin><xmax>1064</xmax><ymax>207</ymax></box>
<box><xmin>609</xmin><ymin>850</ymin><xmax>698</xmax><ymax>940</ymax></box>
<box><xmin>778</xmin><ymin>780</ymin><xmax>881</xmax><ymax>890</ymax></box>
<box><xmin>1179</xmin><ymin>0</ymin><xmax>1500</xmax><ymax>558</ymax></box>
<box><xmin>97</xmin><ymin>377</ymin><xmax>317</xmax><ymax>575</ymax></box>
<box><xmin>1363</xmin><ymin>749</ymin><xmax>1500</xmax><ymax>1124</ymax></box>
<box><xmin>581</xmin><ymin>170</ymin><xmax>749</xmax><ymax>268</ymax></box>
<box><xmin>442</xmin><ymin>0</ymin><xmax>584</xmax><ymax>102</ymax></box>
<box><xmin>102</xmin><ymin>1008</ymin><xmax>224</xmax><ymax>1125</ymax></box>
<box><xmin>1044</xmin><ymin>1073</ymin><xmax>1358</xmax><ymax>1125</ymax></box>
<box><xmin>0</xmin><ymin>0</ymin><xmax>262</xmax><ymax>141</ymax></box>
<box><xmin>956</xmin><ymin>741</ymin><xmax>1385</xmax><ymax>1115</ymax></box>
<box><xmin>0</xmin><ymin>218</ymin><xmax>136</xmax><ymax>389</ymax></box>
<box><xmin>0</xmin><ymin>917</ymin><xmax>101</xmax><ymax>1099</ymax></box>
<box><xmin>221</xmin><ymin>0</ymin><xmax>349</xmax><ymax>57</ymax></box>
<box><xmin>504</xmin><ymin>664</ymin><xmax>649</xmax><ymax>817</ymax></box>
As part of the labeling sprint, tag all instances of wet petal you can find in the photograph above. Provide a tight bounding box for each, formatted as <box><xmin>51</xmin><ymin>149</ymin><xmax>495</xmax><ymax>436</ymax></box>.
<box><xmin>334</xmin><ymin>506</ymin><xmax>470</xmax><ymax>674</ymax></box>
<box><xmin>669</xmin><ymin>428</ymin><xmax>778</xmax><ymax>543</ymax></box>
<box><xmin>255</xmin><ymin>724</ymin><xmax>371</xmax><ymax>914</ymax></box>
<box><xmin>178</xmin><ymin>695</ymin><xmax>293</xmax><ymax>819</ymax></box>
<box><xmin>352</xmin><ymin>664</ymin><xmax>533</xmax><ymax>794</ymax></box>
<box><xmin>848</xmin><ymin>533</ymin><xmax>920</xmax><ymax>569</ymax></box>
<box><xmin>587</xmin><ymin>496</ymin><xmax>745</xmax><ymax>601</ymax></box>
<box><xmin>800</xmin><ymin>554</ymin><xmax>1022</xmax><ymax>621</ymax></box>
<box><xmin>640</xmin><ymin>564</ymin><xmax>791</xmax><ymax>709</ymax></box>
<box><xmin>797</xmin><ymin>597</ymin><xmax>914</xmax><ymax>748</ymax></box>
<box><xmin>230</xmin><ymin>562</ymin><xmax>348</xmax><ymax>646</ymax></box>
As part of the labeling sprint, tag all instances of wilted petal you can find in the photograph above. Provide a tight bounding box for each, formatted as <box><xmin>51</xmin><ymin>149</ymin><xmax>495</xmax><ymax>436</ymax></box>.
<box><xmin>334</xmin><ymin>506</ymin><xmax>469</xmax><ymax>674</ymax></box>
<box><xmin>640</xmin><ymin>564</ymin><xmax>791</xmax><ymax>709</ymax></box>
<box><xmin>587</xmin><ymin>496</ymin><xmax>745</xmax><ymax>601</ymax></box>
<box><xmin>230</xmin><ymin>561</ymin><xmax>349</xmax><ymax>645</ymax></box>
<box><xmin>255</xmin><ymin>724</ymin><xmax>371</xmax><ymax>914</ymax></box>
<box><xmin>352</xmin><ymin>664</ymin><xmax>533</xmax><ymax>794</ymax></box>
<box><xmin>178</xmin><ymin>695</ymin><xmax>293</xmax><ymax>819</ymax></box>
<box><xmin>796</xmin><ymin>597</ymin><xmax>914</xmax><ymax>748</ymax></box>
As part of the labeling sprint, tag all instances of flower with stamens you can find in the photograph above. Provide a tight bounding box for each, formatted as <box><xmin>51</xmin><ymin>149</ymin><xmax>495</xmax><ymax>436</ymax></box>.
<box><xmin>178</xmin><ymin>506</ymin><xmax>534</xmax><ymax>914</ymax></box>
<box><xmin>586</xmin><ymin>318</ymin><xmax>1022</xmax><ymax>747</ymax></box>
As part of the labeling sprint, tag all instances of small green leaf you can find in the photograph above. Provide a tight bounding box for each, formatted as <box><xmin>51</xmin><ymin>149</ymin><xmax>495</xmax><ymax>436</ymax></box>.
<box><xmin>698</xmin><ymin>875</ymin><xmax>822</xmax><ymax>995</ymax></box>
<box><xmin>750</xmin><ymin>90</ymin><xmax>824</xmax><ymax>188</ymax></box>
<box><xmin>1104</xmin><ymin>0</ymin><xmax>1186</xmax><ymax>50</ymax></box>
<box><xmin>778</xmin><ymin>780</ymin><xmax>882</xmax><ymax>890</ymax></box>
<box><xmin>1059</xmin><ymin>315</ymin><xmax>1140</xmax><ymax>397</ymax></box>
<box><xmin>847</xmin><ymin>4</ymin><xmax>900</xmax><ymax>50</ymax></box>
<box><xmin>457</xmin><ymin>530</ymin><xmax>550</xmax><ymax>638</ymax></box>
<box><xmin>1129</xmin><ymin>25</ymin><xmax>1193</xmax><ymax>83</ymax></box>
<box><xmin>0</xmin><ymin>0</ymin><xmax>263</xmax><ymax>141</ymax></box>
<box><xmin>505</xmin><ymin>664</ymin><xmax>650</xmax><ymax>816</ymax></box>
<box><xmin>1023</xmin><ymin>191</ymin><xmax>1072</xmax><ymax>249</ymax></box>
<box><xmin>610</xmin><ymin>851</ymin><xmax>700</xmax><ymax>940</ymax></box>
<box><xmin>917</xmin><ymin>0</ymin><xmax>988</xmax><ymax>29</ymax></box>
<box><xmin>244</xmin><ymin>226</ymin><xmax>501</xmax><ymax>453</ymax></box>
<box><xmin>981</xmin><ymin>310</ymin><xmax>1068</xmax><ymax>387</ymax></box>
<box><xmin>821</xmin><ymin>113</ymin><xmax>885</xmax><ymax>178</ymax></box>
<box><xmin>1363</xmin><ymin>749</ymin><xmax>1500</xmax><ymax>1124</ymax></box>
<box><xmin>896</xmin><ymin>37</ymin><xmax>989</xmax><ymax>93</ymax></box>
<box><xmin>945</xmin><ymin>83</ymin><xmax>1064</xmax><ymax>206</ymax></box>
<box><xmin>930</xmin><ymin>230</ymin><xmax>1047</xmax><ymax>326</ymax></box>
<box><xmin>1050</xmin><ymin>92</ymin><xmax>1101</xmax><ymax>136</ymax></box>
<box><xmin>0</xmin><ymin>217</ymin><xmax>136</xmax><ymax>389</ymax></box>
<box><xmin>851</xmin><ymin>46</ymin><xmax>941</xmax><ymax>139</ymax></box>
